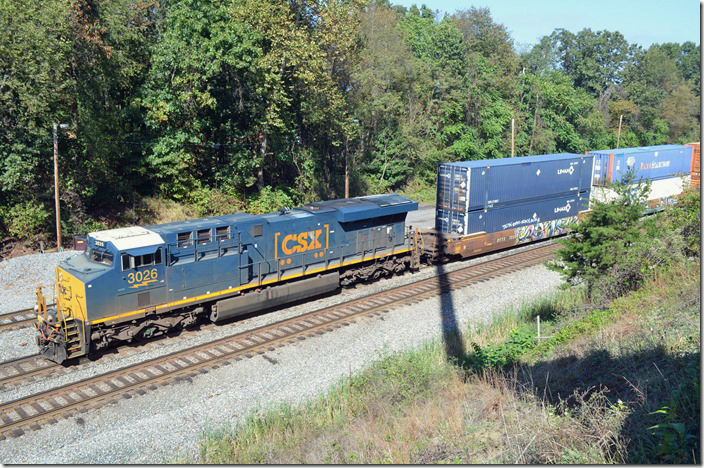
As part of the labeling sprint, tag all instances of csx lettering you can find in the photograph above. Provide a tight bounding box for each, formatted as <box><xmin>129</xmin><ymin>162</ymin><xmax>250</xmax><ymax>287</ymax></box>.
<box><xmin>282</xmin><ymin>230</ymin><xmax>323</xmax><ymax>255</ymax></box>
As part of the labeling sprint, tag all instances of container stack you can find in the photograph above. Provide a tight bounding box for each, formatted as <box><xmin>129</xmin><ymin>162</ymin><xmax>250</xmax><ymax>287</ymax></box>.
<box><xmin>588</xmin><ymin>144</ymin><xmax>692</xmax><ymax>186</ymax></box>
<box><xmin>589</xmin><ymin>144</ymin><xmax>694</xmax><ymax>211</ymax></box>
<box><xmin>684</xmin><ymin>142</ymin><xmax>700</xmax><ymax>189</ymax></box>
<box><xmin>435</xmin><ymin>153</ymin><xmax>593</xmax><ymax>235</ymax></box>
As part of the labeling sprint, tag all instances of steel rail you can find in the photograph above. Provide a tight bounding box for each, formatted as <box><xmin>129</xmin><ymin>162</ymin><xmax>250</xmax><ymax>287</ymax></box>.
<box><xmin>0</xmin><ymin>243</ymin><xmax>559</xmax><ymax>440</ymax></box>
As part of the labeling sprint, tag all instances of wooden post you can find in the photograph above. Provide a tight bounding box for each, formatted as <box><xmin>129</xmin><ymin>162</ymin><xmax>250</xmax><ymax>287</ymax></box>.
<box><xmin>53</xmin><ymin>123</ymin><xmax>62</xmax><ymax>251</ymax></box>
<box><xmin>536</xmin><ymin>315</ymin><xmax>541</xmax><ymax>345</ymax></box>
<box><xmin>616</xmin><ymin>114</ymin><xmax>623</xmax><ymax>149</ymax></box>
<box><xmin>345</xmin><ymin>134</ymin><xmax>349</xmax><ymax>198</ymax></box>
<box><xmin>511</xmin><ymin>118</ymin><xmax>515</xmax><ymax>157</ymax></box>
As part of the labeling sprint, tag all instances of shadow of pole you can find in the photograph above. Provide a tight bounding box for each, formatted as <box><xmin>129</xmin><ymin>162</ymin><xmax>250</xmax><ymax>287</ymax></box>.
<box><xmin>435</xmin><ymin>260</ymin><xmax>466</xmax><ymax>362</ymax></box>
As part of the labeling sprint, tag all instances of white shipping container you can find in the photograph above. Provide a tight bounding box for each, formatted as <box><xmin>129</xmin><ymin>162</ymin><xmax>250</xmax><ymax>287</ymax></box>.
<box><xmin>590</xmin><ymin>175</ymin><xmax>690</xmax><ymax>205</ymax></box>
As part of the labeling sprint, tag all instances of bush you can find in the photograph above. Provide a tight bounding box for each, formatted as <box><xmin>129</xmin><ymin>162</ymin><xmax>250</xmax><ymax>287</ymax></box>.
<box><xmin>664</xmin><ymin>188</ymin><xmax>700</xmax><ymax>256</ymax></box>
<box><xmin>247</xmin><ymin>186</ymin><xmax>301</xmax><ymax>214</ymax></box>
<box><xmin>3</xmin><ymin>202</ymin><xmax>50</xmax><ymax>239</ymax></box>
<box><xmin>548</xmin><ymin>169</ymin><xmax>650</xmax><ymax>300</ymax></box>
<box><xmin>188</xmin><ymin>186</ymin><xmax>246</xmax><ymax>217</ymax></box>
<box><xmin>62</xmin><ymin>217</ymin><xmax>106</xmax><ymax>239</ymax></box>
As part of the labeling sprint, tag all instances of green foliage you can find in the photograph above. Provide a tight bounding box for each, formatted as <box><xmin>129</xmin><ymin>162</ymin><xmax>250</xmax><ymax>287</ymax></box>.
<box><xmin>0</xmin><ymin>0</ymin><xmax>699</xmax><ymax>246</ymax></box>
<box><xmin>664</xmin><ymin>188</ymin><xmax>701</xmax><ymax>256</ymax></box>
<box><xmin>546</xmin><ymin>28</ymin><xmax>638</xmax><ymax>95</ymax></box>
<box><xmin>466</xmin><ymin>325</ymin><xmax>536</xmax><ymax>370</ymax></box>
<box><xmin>3</xmin><ymin>202</ymin><xmax>50</xmax><ymax>239</ymax></box>
<box><xmin>188</xmin><ymin>186</ymin><xmax>246</xmax><ymax>217</ymax></box>
<box><xmin>548</xmin><ymin>170</ymin><xmax>651</xmax><ymax>300</ymax></box>
<box><xmin>246</xmin><ymin>186</ymin><xmax>300</xmax><ymax>215</ymax></box>
<box><xmin>647</xmin><ymin>354</ymin><xmax>699</xmax><ymax>464</ymax></box>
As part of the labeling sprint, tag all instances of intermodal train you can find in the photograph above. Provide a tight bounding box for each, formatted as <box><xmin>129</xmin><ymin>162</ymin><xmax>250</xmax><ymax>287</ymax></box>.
<box><xmin>35</xmin><ymin>143</ymin><xmax>699</xmax><ymax>363</ymax></box>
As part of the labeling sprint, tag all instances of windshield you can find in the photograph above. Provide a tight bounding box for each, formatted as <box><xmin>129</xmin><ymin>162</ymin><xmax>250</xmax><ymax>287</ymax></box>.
<box><xmin>86</xmin><ymin>248</ymin><xmax>114</xmax><ymax>266</ymax></box>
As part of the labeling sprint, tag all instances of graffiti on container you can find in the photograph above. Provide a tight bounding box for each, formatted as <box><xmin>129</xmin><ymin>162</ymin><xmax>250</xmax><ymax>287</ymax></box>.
<box><xmin>516</xmin><ymin>216</ymin><xmax>579</xmax><ymax>243</ymax></box>
<box><xmin>501</xmin><ymin>213</ymin><xmax>540</xmax><ymax>230</ymax></box>
<box><xmin>656</xmin><ymin>196</ymin><xmax>678</xmax><ymax>208</ymax></box>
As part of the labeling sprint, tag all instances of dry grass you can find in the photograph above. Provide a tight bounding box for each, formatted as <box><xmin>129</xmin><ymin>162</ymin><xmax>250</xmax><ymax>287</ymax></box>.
<box><xmin>194</xmin><ymin>260</ymin><xmax>700</xmax><ymax>464</ymax></box>
<box><xmin>119</xmin><ymin>196</ymin><xmax>198</xmax><ymax>227</ymax></box>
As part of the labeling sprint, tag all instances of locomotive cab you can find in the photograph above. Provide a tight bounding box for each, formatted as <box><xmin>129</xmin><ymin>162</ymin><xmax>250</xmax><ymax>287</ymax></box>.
<box><xmin>36</xmin><ymin>227</ymin><xmax>166</xmax><ymax>363</ymax></box>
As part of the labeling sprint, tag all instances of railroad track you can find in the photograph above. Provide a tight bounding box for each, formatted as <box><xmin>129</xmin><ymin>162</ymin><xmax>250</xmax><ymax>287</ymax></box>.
<box><xmin>0</xmin><ymin>243</ymin><xmax>559</xmax><ymax>440</ymax></box>
<box><xmin>0</xmin><ymin>355</ymin><xmax>61</xmax><ymax>390</ymax></box>
<box><xmin>0</xmin><ymin>308</ymin><xmax>42</xmax><ymax>333</ymax></box>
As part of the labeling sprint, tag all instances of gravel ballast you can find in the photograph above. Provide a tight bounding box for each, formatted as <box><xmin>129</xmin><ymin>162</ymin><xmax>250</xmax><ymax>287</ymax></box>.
<box><xmin>0</xmin><ymin>250</ymin><xmax>77</xmax><ymax>314</ymax></box>
<box><xmin>0</xmin><ymin>254</ymin><xmax>564</xmax><ymax>464</ymax></box>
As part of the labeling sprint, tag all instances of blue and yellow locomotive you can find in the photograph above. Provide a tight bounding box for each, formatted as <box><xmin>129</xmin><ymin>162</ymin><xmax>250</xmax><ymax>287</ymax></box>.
<box><xmin>36</xmin><ymin>195</ymin><xmax>419</xmax><ymax>363</ymax></box>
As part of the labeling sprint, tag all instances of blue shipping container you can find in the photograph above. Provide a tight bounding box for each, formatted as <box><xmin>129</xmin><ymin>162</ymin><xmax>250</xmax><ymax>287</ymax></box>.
<box><xmin>436</xmin><ymin>191</ymin><xmax>590</xmax><ymax>235</ymax></box>
<box><xmin>436</xmin><ymin>153</ymin><xmax>594</xmax><ymax>213</ymax></box>
<box><xmin>588</xmin><ymin>145</ymin><xmax>692</xmax><ymax>185</ymax></box>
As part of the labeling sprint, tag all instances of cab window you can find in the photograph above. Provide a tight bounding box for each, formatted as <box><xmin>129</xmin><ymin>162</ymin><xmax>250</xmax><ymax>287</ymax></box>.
<box><xmin>90</xmin><ymin>249</ymin><xmax>114</xmax><ymax>266</ymax></box>
<box><xmin>121</xmin><ymin>248</ymin><xmax>163</xmax><ymax>270</ymax></box>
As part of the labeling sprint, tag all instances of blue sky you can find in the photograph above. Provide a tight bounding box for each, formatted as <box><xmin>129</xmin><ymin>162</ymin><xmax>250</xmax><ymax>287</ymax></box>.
<box><xmin>392</xmin><ymin>0</ymin><xmax>700</xmax><ymax>49</ymax></box>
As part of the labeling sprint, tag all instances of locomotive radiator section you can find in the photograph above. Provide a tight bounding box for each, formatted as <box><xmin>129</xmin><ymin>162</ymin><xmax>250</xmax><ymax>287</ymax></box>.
<box><xmin>210</xmin><ymin>272</ymin><xmax>340</xmax><ymax>322</ymax></box>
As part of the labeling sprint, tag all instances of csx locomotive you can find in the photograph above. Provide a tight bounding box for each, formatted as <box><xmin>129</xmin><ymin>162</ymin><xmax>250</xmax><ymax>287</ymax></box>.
<box><xmin>36</xmin><ymin>195</ymin><xmax>420</xmax><ymax>363</ymax></box>
<box><xmin>36</xmin><ymin>144</ymin><xmax>697</xmax><ymax>363</ymax></box>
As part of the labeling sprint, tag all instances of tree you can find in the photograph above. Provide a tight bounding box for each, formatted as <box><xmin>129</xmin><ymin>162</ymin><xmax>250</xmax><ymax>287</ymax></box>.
<box><xmin>622</xmin><ymin>45</ymin><xmax>694</xmax><ymax>144</ymax></box>
<box><xmin>547</xmin><ymin>28</ymin><xmax>637</xmax><ymax>96</ymax></box>
<box><xmin>548</xmin><ymin>170</ymin><xmax>650</xmax><ymax>300</ymax></box>
<box><xmin>652</xmin><ymin>41</ymin><xmax>700</xmax><ymax>95</ymax></box>
<box><xmin>0</xmin><ymin>0</ymin><xmax>159</xmax><ymax>243</ymax></box>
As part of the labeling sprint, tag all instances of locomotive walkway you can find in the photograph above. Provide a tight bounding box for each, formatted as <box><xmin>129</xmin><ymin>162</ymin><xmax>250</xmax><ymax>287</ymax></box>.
<box><xmin>0</xmin><ymin>242</ymin><xmax>559</xmax><ymax>440</ymax></box>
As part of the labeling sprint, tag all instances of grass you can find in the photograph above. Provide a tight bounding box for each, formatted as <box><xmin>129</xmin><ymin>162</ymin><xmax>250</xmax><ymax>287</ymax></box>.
<box><xmin>189</xmin><ymin>257</ymin><xmax>699</xmax><ymax>464</ymax></box>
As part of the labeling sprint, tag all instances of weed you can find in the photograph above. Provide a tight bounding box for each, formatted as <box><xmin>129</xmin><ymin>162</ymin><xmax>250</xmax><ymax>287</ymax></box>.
<box><xmin>191</xmin><ymin>257</ymin><xmax>699</xmax><ymax>464</ymax></box>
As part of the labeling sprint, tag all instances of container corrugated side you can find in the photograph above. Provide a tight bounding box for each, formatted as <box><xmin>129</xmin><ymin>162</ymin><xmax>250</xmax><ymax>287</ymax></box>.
<box><xmin>590</xmin><ymin>175</ymin><xmax>690</xmax><ymax>205</ymax></box>
<box><xmin>436</xmin><ymin>191</ymin><xmax>590</xmax><ymax>235</ymax></box>
<box><xmin>438</xmin><ymin>154</ymin><xmax>592</xmax><ymax>211</ymax></box>
<box><xmin>465</xmin><ymin>154</ymin><xmax>592</xmax><ymax>209</ymax></box>
<box><xmin>588</xmin><ymin>145</ymin><xmax>692</xmax><ymax>184</ymax></box>
<box><xmin>685</xmin><ymin>142</ymin><xmax>700</xmax><ymax>189</ymax></box>
<box><xmin>589</xmin><ymin>152</ymin><xmax>609</xmax><ymax>185</ymax></box>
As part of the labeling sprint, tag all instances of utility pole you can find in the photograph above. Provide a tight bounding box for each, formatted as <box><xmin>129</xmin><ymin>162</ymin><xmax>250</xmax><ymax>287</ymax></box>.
<box><xmin>511</xmin><ymin>118</ymin><xmax>515</xmax><ymax>157</ymax></box>
<box><xmin>616</xmin><ymin>114</ymin><xmax>623</xmax><ymax>149</ymax></box>
<box><xmin>53</xmin><ymin>123</ymin><xmax>68</xmax><ymax>251</ymax></box>
<box><xmin>344</xmin><ymin>119</ymin><xmax>359</xmax><ymax>199</ymax></box>
<box><xmin>345</xmin><ymin>134</ymin><xmax>349</xmax><ymax>198</ymax></box>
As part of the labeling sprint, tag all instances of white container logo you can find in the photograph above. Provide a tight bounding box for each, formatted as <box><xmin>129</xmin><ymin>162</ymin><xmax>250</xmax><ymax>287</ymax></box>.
<box><xmin>557</xmin><ymin>166</ymin><xmax>575</xmax><ymax>175</ymax></box>
<box><xmin>554</xmin><ymin>202</ymin><xmax>572</xmax><ymax>213</ymax></box>
<box><xmin>640</xmin><ymin>160</ymin><xmax>671</xmax><ymax>170</ymax></box>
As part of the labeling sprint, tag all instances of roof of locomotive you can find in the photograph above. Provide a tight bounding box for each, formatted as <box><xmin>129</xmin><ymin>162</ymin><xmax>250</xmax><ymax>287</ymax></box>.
<box><xmin>88</xmin><ymin>226</ymin><xmax>164</xmax><ymax>250</ymax></box>
<box><xmin>298</xmin><ymin>194</ymin><xmax>418</xmax><ymax>222</ymax></box>
<box><xmin>129</xmin><ymin>194</ymin><xmax>418</xmax><ymax>239</ymax></box>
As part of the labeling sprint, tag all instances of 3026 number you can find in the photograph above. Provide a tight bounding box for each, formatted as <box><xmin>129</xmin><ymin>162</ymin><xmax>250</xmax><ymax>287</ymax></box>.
<box><xmin>127</xmin><ymin>268</ymin><xmax>158</xmax><ymax>285</ymax></box>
